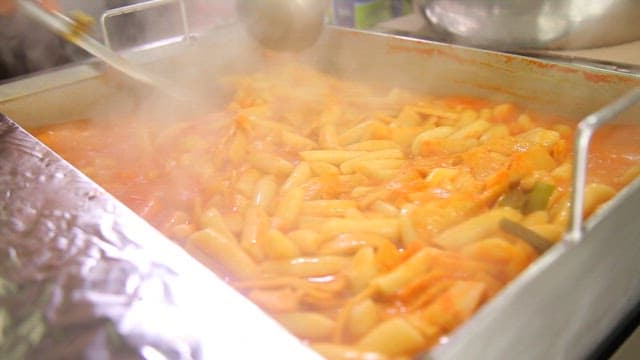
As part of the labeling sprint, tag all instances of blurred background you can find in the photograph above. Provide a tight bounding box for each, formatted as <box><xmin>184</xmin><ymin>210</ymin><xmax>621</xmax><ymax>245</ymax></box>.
<box><xmin>0</xmin><ymin>0</ymin><xmax>236</xmax><ymax>81</ymax></box>
<box><xmin>2</xmin><ymin>0</ymin><xmax>639</xmax><ymax>82</ymax></box>
<box><xmin>0</xmin><ymin>0</ymin><xmax>416</xmax><ymax>81</ymax></box>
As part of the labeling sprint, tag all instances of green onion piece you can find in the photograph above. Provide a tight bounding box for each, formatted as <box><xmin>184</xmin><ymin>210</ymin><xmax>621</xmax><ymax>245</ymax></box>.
<box><xmin>523</xmin><ymin>181</ymin><xmax>556</xmax><ymax>214</ymax></box>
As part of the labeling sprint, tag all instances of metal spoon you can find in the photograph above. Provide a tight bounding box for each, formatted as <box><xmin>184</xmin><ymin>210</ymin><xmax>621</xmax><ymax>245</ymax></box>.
<box><xmin>236</xmin><ymin>0</ymin><xmax>326</xmax><ymax>51</ymax></box>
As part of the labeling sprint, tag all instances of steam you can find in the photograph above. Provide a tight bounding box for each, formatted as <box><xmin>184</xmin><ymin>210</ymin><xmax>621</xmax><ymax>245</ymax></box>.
<box><xmin>0</xmin><ymin>0</ymin><xmax>237</xmax><ymax>82</ymax></box>
<box><xmin>0</xmin><ymin>1</ymin><xmax>133</xmax><ymax>81</ymax></box>
<box><xmin>0</xmin><ymin>11</ymin><xmax>85</xmax><ymax>80</ymax></box>
<box><xmin>2</xmin><ymin>0</ymin><xmax>327</xmax><ymax>125</ymax></box>
<box><xmin>76</xmin><ymin>0</ymin><xmax>256</xmax><ymax>122</ymax></box>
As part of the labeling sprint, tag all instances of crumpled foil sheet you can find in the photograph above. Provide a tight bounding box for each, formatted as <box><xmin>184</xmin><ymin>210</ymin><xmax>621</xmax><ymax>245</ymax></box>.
<box><xmin>0</xmin><ymin>114</ymin><xmax>320</xmax><ymax>359</ymax></box>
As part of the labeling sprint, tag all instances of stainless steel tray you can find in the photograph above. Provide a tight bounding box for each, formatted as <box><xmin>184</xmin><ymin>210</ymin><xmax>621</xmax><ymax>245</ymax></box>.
<box><xmin>1</xmin><ymin>25</ymin><xmax>639</xmax><ymax>359</ymax></box>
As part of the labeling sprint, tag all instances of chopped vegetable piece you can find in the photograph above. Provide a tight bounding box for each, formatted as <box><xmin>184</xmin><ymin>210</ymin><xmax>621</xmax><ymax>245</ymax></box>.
<box><xmin>523</xmin><ymin>181</ymin><xmax>556</xmax><ymax>214</ymax></box>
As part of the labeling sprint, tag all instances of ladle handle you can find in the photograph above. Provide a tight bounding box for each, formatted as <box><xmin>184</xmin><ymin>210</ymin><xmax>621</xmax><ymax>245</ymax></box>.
<box><xmin>567</xmin><ymin>87</ymin><xmax>640</xmax><ymax>242</ymax></box>
<box><xmin>17</xmin><ymin>0</ymin><xmax>193</xmax><ymax>100</ymax></box>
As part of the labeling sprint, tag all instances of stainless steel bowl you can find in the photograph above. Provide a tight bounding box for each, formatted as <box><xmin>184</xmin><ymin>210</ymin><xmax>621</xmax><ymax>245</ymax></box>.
<box><xmin>414</xmin><ymin>0</ymin><xmax>640</xmax><ymax>50</ymax></box>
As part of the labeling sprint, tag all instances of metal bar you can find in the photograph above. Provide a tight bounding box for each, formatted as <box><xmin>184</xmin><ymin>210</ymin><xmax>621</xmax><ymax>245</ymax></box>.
<box><xmin>17</xmin><ymin>0</ymin><xmax>76</xmax><ymax>40</ymax></box>
<box><xmin>100</xmin><ymin>0</ymin><xmax>190</xmax><ymax>50</ymax></box>
<box><xmin>567</xmin><ymin>87</ymin><xmax>640</xmax><ymax>242</ymax></box>
<box><xmin>513</xmin><ymin>50</ymin><xmax>640</xmax><ymax>76</ymax></box>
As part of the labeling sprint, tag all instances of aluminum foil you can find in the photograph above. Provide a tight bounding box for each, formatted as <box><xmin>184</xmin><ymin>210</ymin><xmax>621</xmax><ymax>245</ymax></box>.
<box><xmin>0</xmin><ymin>114</ymin><xmax>320</xmax><ymax>359</ymax></box>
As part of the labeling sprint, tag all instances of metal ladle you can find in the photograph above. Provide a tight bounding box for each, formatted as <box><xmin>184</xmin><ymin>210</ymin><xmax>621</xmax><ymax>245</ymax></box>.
<box><xmin>236</xmin><ymin>0</ymin><xmax>326</xmax><ymax>51</ymax></box>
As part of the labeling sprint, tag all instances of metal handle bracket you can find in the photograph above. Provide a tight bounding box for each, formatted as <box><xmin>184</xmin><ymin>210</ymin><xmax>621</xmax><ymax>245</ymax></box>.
<box><xmin>567</xmin><ymin>87</ymin><xmax>640</xmax><ymax>242</ymax></box>
<box><xmin>100</xmin><ymin>0</ymin><xmax>190</xmax><ymax>50</ymax></box>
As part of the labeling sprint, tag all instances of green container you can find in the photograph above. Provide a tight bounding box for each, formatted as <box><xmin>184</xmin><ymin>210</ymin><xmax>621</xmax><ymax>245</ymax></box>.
<box><xmin>333</xmin><ymin>0</ymin><xmax>394</xmax><ymax>29</ymax></box>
